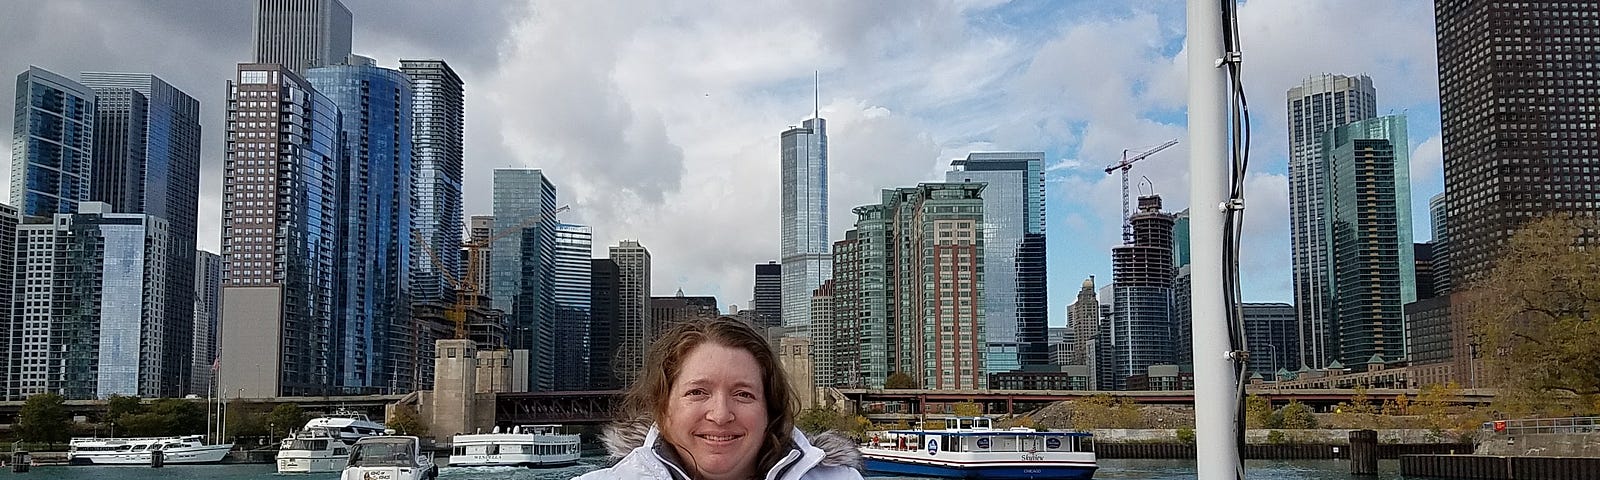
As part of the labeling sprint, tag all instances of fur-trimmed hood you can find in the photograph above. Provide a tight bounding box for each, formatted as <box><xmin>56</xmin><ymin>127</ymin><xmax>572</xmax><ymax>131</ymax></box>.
<box><xmin>575</xmin><ymin>417</ymin><xmax>863</xmax><ymax>480</ymax></box>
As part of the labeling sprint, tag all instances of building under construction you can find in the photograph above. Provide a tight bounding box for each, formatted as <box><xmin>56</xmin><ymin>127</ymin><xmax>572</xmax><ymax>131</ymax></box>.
<box><xmin>1104</xmin><ymin>194</ymin><xmax>1177</xmax><ymax>390</ymax></box>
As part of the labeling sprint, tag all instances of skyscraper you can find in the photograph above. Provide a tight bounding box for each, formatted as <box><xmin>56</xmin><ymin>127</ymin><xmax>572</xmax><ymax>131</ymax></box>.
<box><xmin>251</xmin><ymin>0</ymin><xmax>353</xmax><ymax>74</ymax></box>
<box><xmin>1066</xmin><ymin>276</ymin><xmax>1100</xmax><ymax>389</ymax></box>
<box><xmin>307</xmin><ymin>57</ymin><xmax>415</xmax><ymax>394</ymax></box>
<box><xmin>552</xmin><ymin>224</ymin><xmax>592</xmax><ymax>391</ymax></box>
<box><xmin>1242</xmin><ymin>303</ymin><xmax>1297</xmax><ymax>376</ymax></box>
<box><xmin>12</xmin><ymin>67</ymin><xmax>95</xmax><ymax>219</ymax></box>
<box><xmin>12</xmin><ymin>203</ymin><xmax>168</xmax><ymax>399</ymax></box>
<box><xmin>79</xmin><ymin>71</ymin><xmax>203</xmax><ymax>396</ymax></box>
<box><xmin>610</xmin><ymin>240</ymin><xmax>651</xmax><ymax>385</ymax></box>
<box><xmin>1427</xmin><ymin>192</ymin><xmax>1451</xmax><ymax>295</ymax></box>
<box><xmin>0</xmin><ymin>204</ymin><xmax>18</xmax><ymax>399</ymax></box>
<box><xmin>828</xmin><ymin>231</ymin><xmax>863</xmax><ymax>388</ymax></box>
<box><xmin>847</xmin><ymin>183</ymin><xmax>987</xmax><ymax>389</ymax></box>
<box><xmin>192</xmin><ymin>251</ymin><xmax>222</xmax><ymax>395</ymax></box>
<box><xmin>947</xmin><ymin>151</ymin><xmax>1048</xmax><ymax>371</ymax></box>
<box><xmin>1286</xmin><ymin>73</ymin><xmax>1377</xmax><ymax>369</ymax></box>
<box><xmin>809</xmin><ymin>280</ymin><xmax>836</xmax><ymax>389</ymax></box>
<box><xmin>401</xmin><ymin>59</ymin><xmax>465</xmax><ymax>306</ymax></box>
<box><xmin>1326</xmin><ymin>114</ymin><xmax>1415</xmax><ymax>368</ymax></box>
<box><xmin>588</xmin><ymin>258</ymin><xmax>621</xmax><ymax>390</ymax></box>
<box><xmin>1435</xmin><ymin>0</ymin><xmax>1600</xmax><ymax>287</ymax></box>
<box><xmin>753</xmin><ymin>262</ymin><xmax>782</xmax><ymax>330</ymax></box>
<box><xmin>218</xmin><ymin>63</ymin><xmax>344</xmax><ymax>398</ymax></box>
<box><xmin>780</xmin><ymin>116</ymin><xmax>829</xmax><ymax>338</ymax></box>
<box><xmin>1108</xmin><ymin>195</ymin><xmax>1176</xmax><ymax>390</ymax></box>
<box><xmin>490</xmin><ymin>169</ymin><xmax>559</xmax><ymax>391</ymax></box>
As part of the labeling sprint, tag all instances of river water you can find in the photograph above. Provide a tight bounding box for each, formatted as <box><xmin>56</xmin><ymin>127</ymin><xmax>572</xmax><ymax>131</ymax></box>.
<box><xmin>5</xmin><ymin>458</ymin><xmax>1465</xmax><ymax>479</ymax></box>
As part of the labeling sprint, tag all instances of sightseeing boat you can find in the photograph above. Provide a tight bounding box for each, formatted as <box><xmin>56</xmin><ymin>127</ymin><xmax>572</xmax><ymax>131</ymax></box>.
<box><xmin>447</xmin><ymin>424</ymin><xmax>581</xmax><ymax>468</ymax></box>
<box><xmin>67</xmin><ymin>435</ymin><xmax>234</xmax><ymax>465</ymax></box>
<box><xmin>860</xmin><ymin>417</ymin><xmax>1097</xmax><ymax>479</ymax></box>
<box><xmin>340</xmin><ymin>435</ymin><xmax>437</xmax><ymax>480</ymax></box>
<box><xmin>277</xmin><ymin>411</ymin><xmax>387</xmax><ymax>473</ymax></box>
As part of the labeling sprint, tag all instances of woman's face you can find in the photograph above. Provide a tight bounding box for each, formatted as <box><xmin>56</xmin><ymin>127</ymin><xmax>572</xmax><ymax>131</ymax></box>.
<box><xmin>661</xmin><ymin>342</ymin><xmax>769</xmax><ymax>480</ymax></box>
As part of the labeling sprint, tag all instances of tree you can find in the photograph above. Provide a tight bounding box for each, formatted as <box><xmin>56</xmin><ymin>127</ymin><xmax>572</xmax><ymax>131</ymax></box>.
<box><xmin>884</xmin><ymin>372</ymin><xmax>917</xmax><ymax>389</ymax></box>
<box><xmin>951</xmin><ymin>401</ymin><xmax>983</xmax><ymax>417</ymax></box>
<box><xmin>388</xmin><ymin>407</ymin><xmax>428</xmax><ymax>437</ymax></box>
<box><xmin>18</xmin><ymin>393</ymin><xmax>71</xmax><ymax>447</ymax></box>
<box><xmin>1277</xmin><ymin>401</ymin><xmax>1317</xmax><ymax>429</ymax></box>
<box><xmin>1245</xmin><ymin>395</ymin><xmax>1275</xmax><ymax>429</ymax></box>
<box><xmin>1470</xmin><ymin>214</ymin><xmax>1600</xmax><ymax>411</ymax></box>
<box><xmin>106</xmin><ymin>394</ymin><xmax>144</xmax><ymax>423</ymax></box>
<box><xmin>265</xmin><ymin>404</ymin><xmax>309</xmax><ymax>438</ymax></box>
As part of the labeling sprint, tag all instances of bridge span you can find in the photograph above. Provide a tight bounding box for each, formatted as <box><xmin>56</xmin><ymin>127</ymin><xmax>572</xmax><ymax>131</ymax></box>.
<box><xmin>837</xmin><ymin>388</ymin><xmax>1497</xmax><ymax>416</ymax></box>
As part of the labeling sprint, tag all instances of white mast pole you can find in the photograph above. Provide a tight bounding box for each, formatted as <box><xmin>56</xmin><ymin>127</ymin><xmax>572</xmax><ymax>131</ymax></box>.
<box><xmin>1188</xmin><ymin>1</ymin><xmax>1240</xmax><ymax>480</ymax></box>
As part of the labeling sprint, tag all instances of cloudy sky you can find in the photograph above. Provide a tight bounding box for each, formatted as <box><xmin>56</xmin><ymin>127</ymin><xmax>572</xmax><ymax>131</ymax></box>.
<box><xmin>1</xmin><ymin>0</ymin><xmax>1443</xmax><ymax>327</ymax></box>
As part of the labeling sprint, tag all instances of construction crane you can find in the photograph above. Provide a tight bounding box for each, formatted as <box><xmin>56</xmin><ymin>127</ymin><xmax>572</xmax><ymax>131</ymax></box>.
<box><xmin>413</xmin><ymin>204</ymin><xmax>571</xmax><ymax>339</ymax></box>
<box><xmin>1105</xmin><ymin>139</ymin><xmax>1179</xmax><ymax>243</ymax></box>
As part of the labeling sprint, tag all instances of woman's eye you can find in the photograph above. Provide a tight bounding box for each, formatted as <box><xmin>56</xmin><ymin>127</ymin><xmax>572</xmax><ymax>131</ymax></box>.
<box><xmin>684</xmin><ymin>388</ymin><xmax>709</xmax><ymax>397</ymax></box>
<box><xmin>735</xmin><ymin>391</ymin><xmax>757</xmax><ymax>400</ymax></box>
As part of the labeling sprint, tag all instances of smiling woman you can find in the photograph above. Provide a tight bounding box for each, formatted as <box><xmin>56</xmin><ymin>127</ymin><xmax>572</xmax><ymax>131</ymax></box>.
<box><xmin>575</xmin><ymin>316</ymin><xmax>862</xmax><ymax>480</ymax></box>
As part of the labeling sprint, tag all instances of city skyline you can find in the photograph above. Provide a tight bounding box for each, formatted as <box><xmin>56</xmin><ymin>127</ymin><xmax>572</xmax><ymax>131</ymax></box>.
<box><xmin>0</xmin><ymin>1</ymin><xmax>1448</xmax><ymax>327</ymax></box>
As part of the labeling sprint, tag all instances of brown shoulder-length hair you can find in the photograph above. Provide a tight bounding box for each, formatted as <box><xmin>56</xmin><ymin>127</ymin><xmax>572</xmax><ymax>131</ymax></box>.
<box><xmin>620</xmin><ymin>316</ymin><xmax>799</xmax><ymax>474</ymax></box>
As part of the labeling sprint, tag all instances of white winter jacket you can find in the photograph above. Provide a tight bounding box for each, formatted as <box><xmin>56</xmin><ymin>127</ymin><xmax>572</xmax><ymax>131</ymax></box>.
<box><xmin>573</xmin><ymin>420</ymin><xmax>864</xmax><ymax>480</ymax></box>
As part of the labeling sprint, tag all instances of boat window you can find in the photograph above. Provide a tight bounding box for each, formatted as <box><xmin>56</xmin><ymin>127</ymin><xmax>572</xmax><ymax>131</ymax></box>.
<box><xmin>132</xmin><ymin>445</ymin><xmax>148</xmax><ymax>451</ymax></box>
<box><xmin>349</xmin><ymin>439</ymin><xmax>417</xmax><ymax>468</ymax></box>
<box><xmin>333</xmin><ymin>448</ymin><xmax>347</xmax><ymax>456</ymax></box>
<box><xmin>452</xmin><ymin>446</ymin><xmax>465</xmax><ymax>456</ymax></box>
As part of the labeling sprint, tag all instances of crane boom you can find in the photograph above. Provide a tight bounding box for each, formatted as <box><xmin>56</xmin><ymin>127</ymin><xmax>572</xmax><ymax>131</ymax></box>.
<box><xmin>1105</xmin><ymin>139</ymin><xmax>1179</xmax><ymax>242</ymax></box>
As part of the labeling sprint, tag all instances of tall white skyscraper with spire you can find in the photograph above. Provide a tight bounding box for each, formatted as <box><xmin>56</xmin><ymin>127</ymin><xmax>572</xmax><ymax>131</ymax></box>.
<box><xmin>780</xmin><ymin>85</ymin><xmax>829</xmax><ymax>337</ymax></box>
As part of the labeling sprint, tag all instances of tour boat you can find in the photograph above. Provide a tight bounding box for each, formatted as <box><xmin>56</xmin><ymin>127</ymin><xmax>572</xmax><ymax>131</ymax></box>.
<box><xmin>277</xmin><ymin>411</ymin><xmax>387</xmax><ymax>473</ymax></box>
<box><xmin>67</xmin><ymin>435</ymin><xmax>234</xmax><ymax>465</ymax></box>
<box><xmin>860</xmin><ymin>417</ymin><xmax>1097</xmax><ymax>479</ymax></box>
<box><xmin>340</xmin><ymin>435</ymin><xmax>437</xmax><ymax>480</ymax></box>
<box><xmin>447</xmin><ymin>424</ymin><xmax>581</xmax><ymax>468</ymax></box>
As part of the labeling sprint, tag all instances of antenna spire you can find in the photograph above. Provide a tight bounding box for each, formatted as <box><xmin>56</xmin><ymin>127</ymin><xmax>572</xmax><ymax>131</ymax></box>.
<box><xmin>814</xmin><ymin>70</ymin><xmax>820</xmax><ymax>120</ymax></box>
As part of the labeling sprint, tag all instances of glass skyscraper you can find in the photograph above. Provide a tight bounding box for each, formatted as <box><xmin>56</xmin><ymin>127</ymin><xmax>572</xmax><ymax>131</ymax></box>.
<box><xmin>12</xmin><ymin>67</ymin><xmax>95</xmax><ymax>219</ymax></box>
<box><xmin>588</xmin><ymin>258</ymin><xmax>621</xmax><ymax>390</ymax></box>
<box><xmin>218</xmin><ymin>63</ymin><xmax>344</xmax><ymax>398</ymax></box>
<box><xmin>491</xmin><ymin>169</ymin><xmax>559</xmax><ymax>391</ymax></box>
<box><xmin>780</xmin><ymin>117</ymin><xmax>829</xmax><ymax>337</ymax></box>
<box><xmin>1326</xmin><ymin>114</ymin><xmax>1414</xmax><ymax>367</ymax></box>
<box><xmin>79</xmin><ymin>71</ymin><xmax>202</xmax><ymax>396</ymax></box>
<box><xmin>400</xmin><ymin>59</ymin><xmax>465</xmax><ymax>306</ymax></box>
<box><xmin>251</xmin><ymin>0</ymin><xmax>353</xmax><ymax>75</ymax></box>
<box><xmin>753</xmin><ymin>262</ymin><xmax>782</xmax><ymax>330</ymax></box>
<box><xmin>947</xmin><ymin>152</ymin><xmax>1047</xmax><ymax>372</ymax></box>
<box><xmin>192</xmin><ymin>250</ymin><xmax>222</xmax><ymax>395</ymax></box>
<box><xmin>553</xmin><ymin>224</ymin><xmax>592</xmax><ymax>391</ymax></box>
<box><xmin>1286</xmin><ymin>73</ymin><xmax>1377</xmax><ymax>369</ymax></box>
<box><xmin>307</xmin><ymin>57</ymin><xmax>415</xmax><ymax>394</ymax></box>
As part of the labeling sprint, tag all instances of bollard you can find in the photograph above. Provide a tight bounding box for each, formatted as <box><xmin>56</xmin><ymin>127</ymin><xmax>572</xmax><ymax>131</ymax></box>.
<box><xmin>1349</xmin><ymin>429</ymin><xmax>1378</xmax><ymax>475</ymax></box>
<box><xmin>150</xmin><ymin>450</ymin><xmax>164</xmax><ymax>468</ymax></box>
<box><xmin>11</xmin><ymin>451</ymin><xmax>30</xmax><ymax>473</ymax></box>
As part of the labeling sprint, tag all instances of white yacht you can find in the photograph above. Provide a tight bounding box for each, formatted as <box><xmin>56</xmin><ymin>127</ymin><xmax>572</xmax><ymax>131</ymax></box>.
<box><xmin>341</xmin><ymin>435</ymin><xmax>436</xmax><ymax>480</ymax></box>
<box><xmin>67</xmin><ymin>435</ymin><xmax>234</xmax><ymax>465</ymax></box>
<box><xmin>447</xmin><ymin>425</ymin><xmax>580</xmax><ymax>468</ymax></box>
<box><xmin>277</xmin><ymin>411</ymin><xmax>387</xmax><ymax>473</ymax></box>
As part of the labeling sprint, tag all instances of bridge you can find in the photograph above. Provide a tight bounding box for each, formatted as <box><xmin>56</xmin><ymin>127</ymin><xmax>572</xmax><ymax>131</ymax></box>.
<box><xmin>838</xmin><ymin>387</ymin><xmax>1498</xmax><ymax>417</ymax></box>
<box><xmin>494</xmin><ymin>390</ymin><xmax>621</xmax><ymax>425</ymax></box>
<box><xmin>0</xmin><ymin>394</ymin><xmax>407</xmax><ymax>424</ymax></box>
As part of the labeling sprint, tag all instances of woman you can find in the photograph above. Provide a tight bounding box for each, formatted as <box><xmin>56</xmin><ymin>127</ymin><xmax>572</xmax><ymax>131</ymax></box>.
<box><xmin>577</xmin><ymin>317</ymin><xmax>862</xmax><ymax>480</ymax></box>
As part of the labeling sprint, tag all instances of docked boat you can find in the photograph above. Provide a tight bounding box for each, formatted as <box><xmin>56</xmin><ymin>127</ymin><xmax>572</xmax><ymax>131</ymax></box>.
<box><xmin>447</xmin><ymin>425</ymin><xmax>580</xmax><ymax>467</ymax></box>
<box><xmin>860</xmin><ymin>417</ymin><xmax>1097</xmax><ymax>479</ymax></box>
<box><xmin>340</xmin><ymin>435</ymin><xmax>436</xmax><ymax>480</ymax></box>
<box><xmin>67</xmin><ymin>435</ymin><xmax>234</xmax><ymax>465</ymax></box>
<box><xmin>277</xmin><ymin>411</ymin><xmax>387</xmax><ymax>473</ymax></box>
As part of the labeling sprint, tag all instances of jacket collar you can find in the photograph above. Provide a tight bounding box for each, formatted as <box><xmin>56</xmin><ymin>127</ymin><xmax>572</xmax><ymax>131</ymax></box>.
<box><xmin>602</xmin><ymin>417</ymin><xmax>864</xmax><ymax>473</ymax></box>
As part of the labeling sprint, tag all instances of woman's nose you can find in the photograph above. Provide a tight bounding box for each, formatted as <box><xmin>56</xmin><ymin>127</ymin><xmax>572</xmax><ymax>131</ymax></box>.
<box><xmin>705</xmin><ymin>395</ymin><xmax>736</xmax><ymax>423</ymax></box>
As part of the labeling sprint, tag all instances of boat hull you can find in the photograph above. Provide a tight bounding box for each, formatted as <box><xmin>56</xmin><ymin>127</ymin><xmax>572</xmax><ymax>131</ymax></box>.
<box><xmin>277</xmin><ymin>452</ymin><xmax>349</xmax><ymax>473</ymax></box>
<box><xmin>864</xmin><ymin>457</ymin><xmax>1097</xmax><ymax>479</ymax></box>
<box><xmin>69</xmin><ymin>444</ymin><xmax>233</xmax><ymax>465</ymax></box>
<box><xmin>445</xmin><ymin>454</ymin><xmax>580</xmax><ymax>468</ymax></box>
